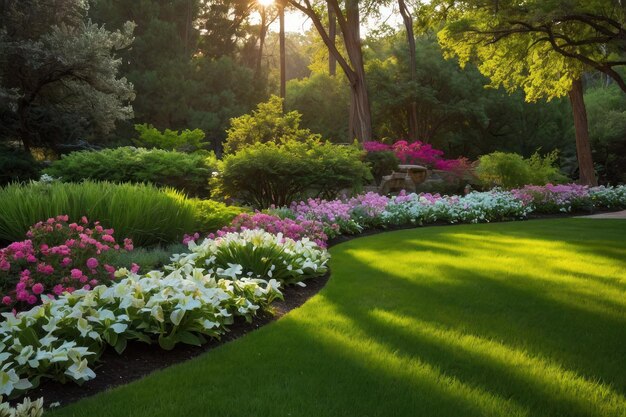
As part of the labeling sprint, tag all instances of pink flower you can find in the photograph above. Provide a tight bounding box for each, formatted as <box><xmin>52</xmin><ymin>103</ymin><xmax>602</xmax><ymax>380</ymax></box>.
<box><xmin>53</xmin><ymin>284</ymin><xmax>64</xmax><ymax>295</ymax></box>
<box><xmin>123</xmin><ymin>238</ymin><xmax>133</xmax><ymax>251</ymax></box>
<box><xmin>130</xmin><ymin>263</ymin><xmax>140</xmax><ymax>273</ymax></box>
<box><xmin>81</xmin><ymin>216</ymin><xmax>89</xmax><ymax>224</ymax></box>
<box><xmin>32</xmin><ymin>283</ymin><xmax>44</xmax><ymax>295</ymax></box>
<box><xmin>61</xmin><ymin>257</ymin><xmax>72</xmax><ymax>267</ymax></box>
<box><xmin>86</xmin><ymin>257</ymin><xmax>99</xmax><ymax>269</ymax></box>
<box><xmin>2</xmin><ymin>296</ymin><xmax>12</xmax><ymax>305</ymax></box>
<box><xmin>70</xmin><ymin>268</ymin><xmax>83</xmax><ymax>279</ymax></box>
<box><xmin>102</xmin><ymin>234</ymin><xmax>115</xmax><ymax>243</ymax></box>
<box><xmin>26</xmin><ymin>295</ymin><xmax>37</xmax><ymax>305</ymax></box>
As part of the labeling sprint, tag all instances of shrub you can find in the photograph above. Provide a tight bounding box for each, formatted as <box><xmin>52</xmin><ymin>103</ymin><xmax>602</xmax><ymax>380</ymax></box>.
<box><xmin>0</xmin><ymin>215</ymin><xmax>134</xmax><ymax>311</ymax></box>
<box><xmin>223</xmin><ymin>96</ymin><xmax>319</xmax><ymax>154</ymax></box>
<box><xmin>0</xmin><ymin>144</ymin><xmax>42</xmax><ymax>186</ymax></box>
<box><xmin>0</xmin><ymin>181</ymin><xmax>197</xmax><ymax>246</ymax></box>
<box><xmin>133</xmin><ymin>124</ymin><xmax>208</xmax><ymax>152</ymax></box>
<box><xmin>43</xmin><ymin>147</ymin><xmax>218</xmax><ymax>197</ymax></box>
<box><xmin>476</xmin><ymin>151</ymin><xmax>567</xmax><ymax>189</ymax></box>
<box><xmin>214</xmin><ymin>139</ymin><xmax>371</xmax><ymax>209</ymax></box>
<box><xmin>364</xmin><ymin>151</ymin><xmax>399</xmax><ymax>184</ymax></box>
<box><xmin>191</xmin><ymin>199</ymin><xmax>247</xmax><ymax>232</ymax></box>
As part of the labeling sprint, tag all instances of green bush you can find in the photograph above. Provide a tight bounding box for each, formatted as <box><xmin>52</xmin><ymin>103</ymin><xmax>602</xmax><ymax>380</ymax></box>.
<box><xmin>134</xmin><ymin>124</ymin><xmax>208</xmax><ymax>152</ymax></box>
<box><xmin>223</xmin><ymin>95</ymin><xmax>320</xmax><ymax>154</ymax></box>
<box><xmin>476</xmin><ymin>151</ymin><xmax>568</xmax><ymax>189</ymax></box>
<box><xmin>0</xmin><ymin>144</ymin><xmax>42</xmax><ymax>185</ymax></box>
<box><xmin>364</xmin><ymin>151</ymin><xmax>400</xmax><ymax>184</ymax></box>
<box><xmin>0</xmin><ymin>181</ymin><xmax>197</xmax><ymax>246</ymax></box>
<box><xmin>43</xmin><ymin>147</ymin><xmax>218</xmax><ymax>197</ymax></box>
<box><xmin>214</xmin><ymin>139</ymin><xmax>372</xmax><ymax>209</ymax></box>
<box><xmin>191</xmin><ymin>199</ymin><xmax>248</xmax><ymax>232</ymax></box>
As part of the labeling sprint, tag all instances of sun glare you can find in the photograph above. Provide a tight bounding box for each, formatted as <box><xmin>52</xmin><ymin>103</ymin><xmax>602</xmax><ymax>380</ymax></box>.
<box><xmin>258</xmin><ymin>0</ymin><xmax>275</xmax><ymax>7</ymax></box>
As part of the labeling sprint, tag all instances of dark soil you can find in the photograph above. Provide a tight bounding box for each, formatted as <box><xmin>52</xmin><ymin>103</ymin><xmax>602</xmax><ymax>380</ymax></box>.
<box><xmin>21</xmin><ymin>273</ymin><xmax>329</xmax><ymax>407</ymax></box>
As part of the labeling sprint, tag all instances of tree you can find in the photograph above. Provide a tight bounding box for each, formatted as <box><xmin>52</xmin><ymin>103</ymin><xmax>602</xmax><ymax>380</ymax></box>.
<box><xmin>398</xmin><ymin>0</ymin><xmax>419</xmax><ymax>140</ymax></box>
<box><xmin>0</xmin><ymin>0</ymin><xmax>135</xmax><ymax>152</ymax></box>
<box><xmin>288</xmin><ymin>0</ymin><xmax>373</xmax><ymax>142</ymax></box>
<box><xmin>437</xmin><ymin>0</ymin><xmax>626</xmax><ymax>185</ymax></box>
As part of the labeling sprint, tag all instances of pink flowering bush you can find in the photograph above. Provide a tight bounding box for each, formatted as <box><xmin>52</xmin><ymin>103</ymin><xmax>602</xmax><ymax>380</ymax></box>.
<box><xmin>0</xmin><ymin>215</ymin><xmax>135</xmax><ymax>311</ymax></box>
<box><xmin>347</xmin><ymin>192</ymin><xmax>390</xmax><ymax>227</ymax></box>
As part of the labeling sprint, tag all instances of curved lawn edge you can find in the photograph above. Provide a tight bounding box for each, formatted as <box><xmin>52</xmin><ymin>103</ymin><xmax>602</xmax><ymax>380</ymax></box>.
<box><xmin>32</xmin><ymin>210</ymin><xmax>625</xmax><ymax>408</ymax></box>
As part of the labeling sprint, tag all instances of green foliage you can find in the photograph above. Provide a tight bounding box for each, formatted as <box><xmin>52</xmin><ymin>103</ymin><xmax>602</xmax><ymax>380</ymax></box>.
<box><xmin>215</xmin><ymin>140</ymin><xmax>372</xmax><ymax>209</ymax></box>
<box><xmin>364</xmin><ymin>33</ymin><xmax>573</xmax><ymax>159</ymax></box>
<box><xmin>105</xmin><ymin>243</ymin><xmax>187</xmax><ymax>272</ymax></box>
<box><xmin>43</xmin><ymin>147</ymin><xmax>218</xmax><ymax>197</ymax></box>
<box><xmin>585</xmin><ymin>83</ymin><xmax>626</xmax><ymax>184</ymax></box>
<box><xmin>0</xmin><ymin>144</ymin><xmax>42</xmax><ymax>185</ymax></box>
<box><xmin>134</xmin><ymin>124</ymin><xmax>207</xmax><ymax>152</ymax></box>
<box><xmin>88</xmin><ymin>2</ymin><xmax>265</xmax><ymax>149</ymax></box>
<box><xmin>0</xmin><ymin>181</ymin><xmax>197</xmax><ymax>246</ymax></box>
<box><xmin>364</xmin><ymin>151</ymin><xmax>400</xmax><ymax>184</ymax></box>
<box><xmin>223</xmin><ymin>96</ymin><xmax>319</xmax><ymax>154</ymax></box>
<box><xmin>191</xmin><ymin>199</ymin><xmax>248</xmax><ymax>232</ymax></box>
<box><xmin>286</xmin><ymin>73</ymin><xmax>350</xmax><ymax>142</ymax></box>
<box><xmin>476</xmin><ymin>151</ymin><xmax>568</xmax><ymax>189</ymax></box>
<box><xmin>0</xmin><ymin>1</ymin><xmax>135</xmax><ymax>150</ymax></box>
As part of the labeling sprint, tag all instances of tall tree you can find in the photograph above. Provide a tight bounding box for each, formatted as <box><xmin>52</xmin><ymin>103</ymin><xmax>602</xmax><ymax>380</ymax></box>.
<box><xmin>0</xmin><ymin>0</ymin><xmax>135</xmax><ymax>152</ymax></box>
<box><xmin>437</xmin><ymin>0</ymin><xmax>626</xmax><ymax>185</ymax></box>
<box><xmin>398</xmin><ymin>0</ymin><xmax>418</xmax><ymax>140</ymax></box>
<box><xmin>289</xmin><ymin>0</ymin><xmax>373</xmax><ymax>142</ymax></box>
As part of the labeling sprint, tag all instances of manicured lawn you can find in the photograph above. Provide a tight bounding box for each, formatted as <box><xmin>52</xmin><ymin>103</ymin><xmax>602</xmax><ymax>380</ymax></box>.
<box><xmin>50</xmin><ymin>219</ymin><xmax>626</xmax><ymax>417</ymax></box>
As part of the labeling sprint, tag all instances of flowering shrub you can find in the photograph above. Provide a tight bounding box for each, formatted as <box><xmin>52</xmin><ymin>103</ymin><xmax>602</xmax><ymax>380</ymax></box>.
<box><xmin>589</xmin><ymin>185</ymin><xmax>626</xmax><ymax>209</ymax></box>
<box><xmin>0</xmin><ymin>216</ymin><xmax>134</xmax><ymax>311</ymax></box>
<box><xmin>347</xmin><ymin>192</ymin><xmax>390</xmax><ymax>228</ymax></box>
<box><xmin>363</xmin><ymin>140</ymin><xmax>471</xmax><ymax>179</ymax></box>
<box><xmin>173</xmin><ymin>229</ymin><xmax>330</xmax><ymax>286</ymax></box>
<box><xmin>0</xmin><ymin>267</ymin><xmax>282</xmax><ymax>397</ymax></box>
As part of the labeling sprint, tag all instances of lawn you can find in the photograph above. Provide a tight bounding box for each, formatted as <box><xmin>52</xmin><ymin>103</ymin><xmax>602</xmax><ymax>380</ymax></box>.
<box><xmin>50</xmin><ymin>218</ymin><xmax>626</xmax><ymax>417</ymax></box>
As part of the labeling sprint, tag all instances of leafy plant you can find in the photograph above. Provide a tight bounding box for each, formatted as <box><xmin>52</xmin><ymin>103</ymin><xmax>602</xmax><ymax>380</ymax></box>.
<box><xmin>133</xmin><ymin>124</ymin><xmax>208</xmax><ymax>152</ymax></box>
<box><xmin>0</xmin><ymin>181</ymin><xmax>197</xmax><ymax>246</ymax></box>
<box><xmin>223</xmin><ymin>96</ymin><xmax>320</xmax><ymax>154</ymax></box>
<box><xmin>364</xmin><ymin>151</ymin><xmax>399</xmax><ymax>184</ymax></box>
<box><xmin>0</xmin><ymin>145</ymin><xmax>42</xmax><ymax>186</ymax></box>
<box><xmin>191</xmin><ymin>199</ymin><xmax>247</xmax><ymax>232</ymax></box>
<box><xmin>476</xmin><ymin>151</ymin><xmax>568</xmax><ymax>189</ymax></box>
<box><xmin>43</xmin><ymin>147</ymin><xmax>218</xmax><ymax>197</ymax></box>
<box><xmin>214</xmin><ymin>139</ymin><xmax>371</xmax><ymax>209</ymax></box>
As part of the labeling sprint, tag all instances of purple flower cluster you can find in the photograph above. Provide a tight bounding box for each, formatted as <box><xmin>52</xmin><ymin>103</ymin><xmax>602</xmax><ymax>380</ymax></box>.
<box><xmin>511</xmin><ymin>184</ymin><xmax>591</xmax><ymax>212</ymax></box>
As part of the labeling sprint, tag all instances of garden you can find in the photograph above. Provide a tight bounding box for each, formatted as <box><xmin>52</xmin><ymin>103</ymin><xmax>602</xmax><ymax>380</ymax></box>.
<box><xmin>1</xmin><ymin>0</ymin><xmax>626</xmax><ymax>416</ymax></box>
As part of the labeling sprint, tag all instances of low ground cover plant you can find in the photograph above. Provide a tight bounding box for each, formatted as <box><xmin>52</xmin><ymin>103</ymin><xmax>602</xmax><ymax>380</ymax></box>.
<box><xmin>476</xmin><ymin>151</ymin><xmax>568</xmax><ymax>189</ymax></box>
<box><xmin>0</xmin><ymin>216</ymin><xmax>134</xmax><ymax>311</ymax></box>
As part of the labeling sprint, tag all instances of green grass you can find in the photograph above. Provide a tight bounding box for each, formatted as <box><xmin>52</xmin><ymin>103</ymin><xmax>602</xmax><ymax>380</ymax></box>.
<box><xmin>50</xmin><ymin>219</ymin><xmax>626</xmax><ymax>417</ymax></box>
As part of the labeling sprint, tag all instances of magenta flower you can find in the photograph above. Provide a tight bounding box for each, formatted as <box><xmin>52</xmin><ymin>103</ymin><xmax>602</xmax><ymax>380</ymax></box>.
<box><xmin>32</xmin><ymin>283</ymin><xmax>44</xmax><ymax>295</ymax></box>
<box><xmin>86</xmin><ymin>257</ymin><xmax>99</xmax><ymax>269</ymax></box>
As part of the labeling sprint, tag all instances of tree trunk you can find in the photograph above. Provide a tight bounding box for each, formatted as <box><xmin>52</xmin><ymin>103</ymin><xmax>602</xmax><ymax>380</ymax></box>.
<box><xmin>398</xmin><ymin>0</ymin><xmax>418</xmax><ymax>141</ymax></box>
<box><xmin>328</xmin><ymin>0</ymin><xmax>336</xmax><ymax>76</ymax></box>
<box><xmin>279</xmin><ymin>3</ymin><xmax>286</xmax><ymax>109</ymax></box>
<box><xmin>344</xmin><ymin>0</ymin><xmax>372</xmax><ymax>141</ymax></box>
<box><xmin>289</xmin><ymin>0</ymin><xmax>372</xmax><ymax>142</ymax></box>
<box><xmin>256</xmin><ymin>8</ymin><xmax>268</xmax><ymax>80</ymax></box>
<box><xmin>568</xmin><ymin>78</ymin><xmax>597</xmax><ymax>186</ymax></box>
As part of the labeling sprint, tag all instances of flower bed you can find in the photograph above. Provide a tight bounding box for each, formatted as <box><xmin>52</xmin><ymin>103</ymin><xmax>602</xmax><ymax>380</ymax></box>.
<box><xmin>0</xmin><ymin>230</ymin><xmax>329</xmax><ymax>398</ymax></box>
